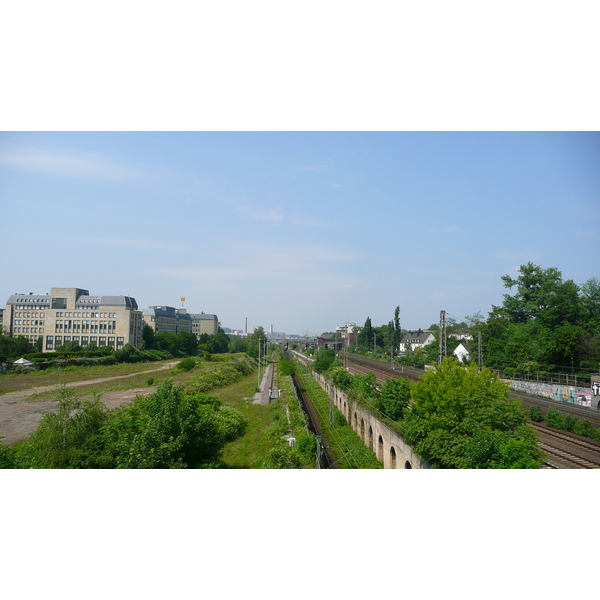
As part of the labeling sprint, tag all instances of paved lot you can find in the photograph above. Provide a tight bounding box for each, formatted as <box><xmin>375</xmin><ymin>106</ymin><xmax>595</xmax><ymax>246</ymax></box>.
<box><xmin>0</xmin><ymin>361</ymin><xmax>179</xmax><ymax>446</ymax></box>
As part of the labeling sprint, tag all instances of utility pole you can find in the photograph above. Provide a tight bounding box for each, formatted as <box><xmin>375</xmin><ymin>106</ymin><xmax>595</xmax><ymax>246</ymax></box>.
<box><xmin>329</xmin><ymin>384</ymin><xmax>334</xmax><ymax>425</ymax></box>
<box><xmin>258</xmin><ymin>338</ymin><xmax>261</xmax><ymax>390</ymax></box>
<box><xmin>374</xmin><ymin>332</ymin><xmax>376</xmax><ymax>355</ymax></box>
<box><xmin>316</xmin><ymin>435</ymin><xmax>322</xmax><ymax>469</ymax></box>
<box><xmin>438</xmin><ymin>310</ymin><xmax>446</xmax><ymax>365</ymax></box>
<box><xmin>478</xmin><ymin>331</ymin><xmax>482</xmax><ymax>373</ymax></box>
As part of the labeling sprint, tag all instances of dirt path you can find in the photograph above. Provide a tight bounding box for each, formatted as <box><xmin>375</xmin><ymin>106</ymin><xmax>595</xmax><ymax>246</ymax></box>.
<box><xmin>0</xmin><ymin>361</ymin><xmax>180</xmax><ymax>446</ymax></box>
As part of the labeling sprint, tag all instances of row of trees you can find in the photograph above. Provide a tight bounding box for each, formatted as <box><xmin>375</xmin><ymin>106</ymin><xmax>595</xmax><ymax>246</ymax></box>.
<box><xmin>351</xmin><ymin>306</ymin><xmax>402</xmax><ymax>354</ymax></box>
<box><xmin>474</xmin><ymin>264</ymin><xmax>600</xmax><ymax>377</ymax></box>
<box><xmin>342</xmin><ymin>264</ymin><xmax>600</xmax><ymax>378</ymax></box>
<box><xmin>0</xmin><ymin>329</ymin><xmax>42</xmax><ymax>362</ymax></box>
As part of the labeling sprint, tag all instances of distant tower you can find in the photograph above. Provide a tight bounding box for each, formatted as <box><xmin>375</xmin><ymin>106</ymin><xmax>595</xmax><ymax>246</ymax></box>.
<box><xmin>245</xmin><ymin>317</ymin><xmax>247</xmax><ymax>335</ymax></box>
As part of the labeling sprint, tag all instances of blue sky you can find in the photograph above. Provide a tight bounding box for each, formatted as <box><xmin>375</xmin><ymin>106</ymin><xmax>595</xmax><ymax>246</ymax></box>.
<box><xmin>1</xmin><ymin>131</ymin><xmax>598</xmax><ymax>335</ymax></box>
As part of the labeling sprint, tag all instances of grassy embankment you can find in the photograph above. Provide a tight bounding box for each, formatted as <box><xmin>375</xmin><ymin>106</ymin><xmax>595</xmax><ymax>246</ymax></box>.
<box><xmin>294</xmin><ymin>362</ymin><xmax>382</xmax><ymax>469</ymax></box>
<box><xmin>218</xmin><ymin>361</ymin><xmax>315</xmax><ymax>468</ymax></box>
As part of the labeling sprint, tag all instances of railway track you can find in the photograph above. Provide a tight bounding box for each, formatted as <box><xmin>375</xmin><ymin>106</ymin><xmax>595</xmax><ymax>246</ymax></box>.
<box><xmin>344</xmin><ymin>353</ymin><xmax>600</xmax><ymax>469</ymax></box>
<box><xmin>531</xmin><ymin>423</ymin><xmax>600</xmax><ymax>469</ymax></box>
<box><xmin>290</xmin><ymin>370</ymin><xmax>334</xmax><ymax>469</ymax></box>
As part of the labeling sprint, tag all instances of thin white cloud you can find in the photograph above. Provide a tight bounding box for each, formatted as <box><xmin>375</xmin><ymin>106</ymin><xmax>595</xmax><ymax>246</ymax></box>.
<box><xmin>0</xmin><ymin>142</ymin><xmax>145</xmax><ymax>182</ymax></box>
<box><xmin>495</xmin><ymin>249</ymin><xmax>543</xmax><ymax>263</ymax></box>
<box><xmin>296</xmin><ymin>164</ymin><xmax>331</xmax><ymax>173</ymax></box>
<box><xmin>288</xmin><ymin>215</ymin><xmax>334</xmax><ymax>228</ymax></box>
<box><xmin>94</xmin><ymin>237</ymin><xmax>183</xmax><ymax>251</ymax></box>
<box><xmin>151</xmin><ymin>242</ymin><xmax>363</xmax><ymax>288</ymax></box>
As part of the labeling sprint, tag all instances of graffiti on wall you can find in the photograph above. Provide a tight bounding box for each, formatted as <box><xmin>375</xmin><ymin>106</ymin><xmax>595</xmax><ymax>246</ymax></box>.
<box><xmin>505</xmin><ymin>379</ymin><xmax>592</xmax><ymax>407</ymax></box>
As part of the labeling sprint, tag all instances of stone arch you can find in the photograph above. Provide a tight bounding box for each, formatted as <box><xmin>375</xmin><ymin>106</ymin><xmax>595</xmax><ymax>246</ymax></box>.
<box><xmin>377</xmin><ymin>435</ymin><xmax>384</xmax><ymax>462</ymax></box>
<box><xmin>368</xmin><ymin>426</ymin><xmax>373</xmax><ymax>450</ymax></box>
<box><xmin>354</xmin><ymin>412</ymin><xmax>358</xmax><ymax>429</ymax></box>
<box><xmin>360</xmin><ymin>418</ymin><xmax>365</xmax><ymax>442</ymax></box>
<box><xmin>405</xmin><ymin>460</ymin><xmax>412</xmax><ymax>469</ymax></box>
<box><xmin>390</xmin><ymin>446</ymin><xmax>397</xmax><ymax>469</ymax></box>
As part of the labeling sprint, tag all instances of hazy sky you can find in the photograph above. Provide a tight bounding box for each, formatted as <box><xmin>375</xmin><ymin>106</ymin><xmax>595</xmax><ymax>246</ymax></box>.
<box><xmin>1</xmin><ymin>131</ymin><xmax>598</xmax><ymax>335</ymax></box>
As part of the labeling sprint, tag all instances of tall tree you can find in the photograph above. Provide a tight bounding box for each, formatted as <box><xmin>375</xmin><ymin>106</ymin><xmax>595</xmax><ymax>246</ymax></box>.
<box><xmin>403</xmin><ymin>359</ymin><xmax>543</xmax><ymax>469</ymax></box>
<box><xmin>394</xmin><ymin>305</ymin><xmax>401</xmax><ymax>349</ymax></box>
<box><xmin>357</xmin><ymin>316</ymin><xmax>373</xmax><ymax>351</ymax></box>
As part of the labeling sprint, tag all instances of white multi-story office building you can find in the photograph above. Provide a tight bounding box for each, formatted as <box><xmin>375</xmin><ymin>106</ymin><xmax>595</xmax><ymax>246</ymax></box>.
<box><xmin>4</xmin><ymin>287</ymin><xmax>144</xmax><ymax>352</ymax></box>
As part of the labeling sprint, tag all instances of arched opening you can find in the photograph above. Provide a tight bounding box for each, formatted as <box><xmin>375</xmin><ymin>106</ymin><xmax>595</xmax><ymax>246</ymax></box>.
<box><xmin>368</xmin><ymin>426</ymin><xmax>373</xmax><ymax>450</ymax></box>
<box><xmin>377</xmin><ymin>435</ymin><xmax>384</xmax><ymax>462</ymax></box>
<box><xmin>353</xmin><ymin>412</ymin><xmax>358</xmax><ymax>429</ymax></box>
<box><xmin>360</xmin><ymin>418</ymin><xmax>365</xmax><ymax>441</ymax></box>
<box><xmin>405</xmin><ymin>460</ymin><xmax>412</xmax><ymax>469</ymax></box>
<box><xmin>390</xmin><ymin>446</ymin><xmax>397</xmax><ymax>469</ymax></box>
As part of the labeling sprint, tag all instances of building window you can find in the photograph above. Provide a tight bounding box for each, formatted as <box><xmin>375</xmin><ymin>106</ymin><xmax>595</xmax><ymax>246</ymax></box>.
<box><xmin>108</xmin><ymin>337</ymin><xmax>115</xmax><ymax>349</ymax></box>
<box><xmin>117</xmin><ymin>337</ymin><xmax>124</xmax><ymax>349</ymax></box>
<box><xmin>46</xmin><ymin>336</ymin><xmax>53</xmax><ymax>350</ymax></box>
<box><xmin>99</xmin><ymin>337</ymin><xmax>107</xmax><ymax>347</ymax></box>
<box><xmin>55</xmin><ymin>336</ymin><xmax>62</xmax><ymax>345</ymax></box>
<box><xmin>81</xmin><ymin>336</ymin><xmax>89</xmax><ymax>347</ymax></box>
<box><xmin>52</xmin><ymin>298</ymin><xmax>67</xmax><ymax>309</ymax></box>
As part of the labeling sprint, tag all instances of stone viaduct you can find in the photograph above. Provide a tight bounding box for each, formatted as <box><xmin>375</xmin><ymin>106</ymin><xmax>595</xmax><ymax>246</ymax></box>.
<box><xmin>291</xmin><ymin>349</ymin><xmax>426</xmax><ymax>469</ymax></box>
<box><xmin>311</xmin><ymin>372</ymin><xmax>426</xmax><ymax>469</ymax></box>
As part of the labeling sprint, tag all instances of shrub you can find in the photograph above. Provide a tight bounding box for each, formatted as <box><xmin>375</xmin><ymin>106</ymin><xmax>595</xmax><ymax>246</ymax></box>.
<box><xmin>260</xmin><ymin>445</ymin><xmax>302</xmax><ymax>469</ymax></box>
<box><xmin>561</xmin><ymin>414</ymin><xmax>578</xmax><ymax>433</ymax></box>
<box><xmin>178</xmin><ymin>357</ymin><xmax>196</xmax><ymax>372</ymax></box>
<box><xmin>529</xmin><ymin>406</ymin><xmax>544</xmax><ymax>422</ymax></box>
<box><xmin>147</xmin><ymin>377</ymin><xmax>154</xmax><ymax>386</ymax></box>
<box><xmin>297</xmin><ymin>434</ymin><xmax>316</xmax><ymax>460</ymax></box>
<box><xmin>573</xmin><ymin>419</ymin><xmax>596</xmax><ymax>438</ymax></box>
<box><xmin>544</xmin><ymin>407</ymin><xmax>564</xmax><ymax>429</ymax></box>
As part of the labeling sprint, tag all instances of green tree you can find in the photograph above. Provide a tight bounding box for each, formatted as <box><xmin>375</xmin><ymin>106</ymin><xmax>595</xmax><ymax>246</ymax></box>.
<box><xmin>500</xmin><ymin>262</ymin><xmax>581</xmax><ymax>328</ymax></box>
<box><xmin>247</xmin><ymin>326</ymin><xmax>267</xmax><ymax>359</ymax></box>
<box><xmin>142</xmin><ymin>324</ymin><xmax>156</xmax><ymax>349</ymax></box>
<box><xmin>155</xmin><ymin>331</ymin><xmax>178</xmax><ymax>354</ymax></box>
<box><xmin>313</xmin><ymin>348</ymin><xmax>336</xmax><ymax>373</ymax></box>
<box><xmin>229</xmin><ymin>336</ymin><xmax>249</xmax><ymax>354</ymax></box>
<box><xmin>176</xmin><ymin>331</ymin><xmax>198</xmax><ymax>356</ymax></box>
<box><xmin>19</xmin><ymin>387</ymin><xmax>110</xmax><ymax>469</ymax></box>
<box><xmin>377</xmin><ymin>377</ymin><xmax>410</xmax><ymax>421</ymax></box>
<box><xmin>394</xmin><ymin>306</ymin><xmax>401</xmax><ymax>349</ymax></box>
<box><xmin>350</xmin><ymin>372</ymin><xmax>379</xmax><ymax>404</ymax></box>
<box><xmin>55</xmin><ymin>340</ymin><xmax>83</xmax><ymax>353</ymax></box>
<box><xmin>580</xmin><ymin>277</ymin><xmax>600</xmax><ymax>334</ymax></box>
<box><xmin>102</xmin><ymin>380</ymin><xmax>246</xmax><ymax>468</ymax></box>
<box><xmin>0</xmin><ymin>333</ymin><xmax>36</xmax><ymax>362</ymax></box>
<box><xmin>330</xmin><ymin>365</ymin><xmax>353</xmax><ymax>390</ymax></box>
<box><xmin>403</xmin><ymin>359</ymin><xmax>543</xmax><ymax>469</ymax></box>
<box><xmin>357</xmin><ymin>317</ymin><xmax>373</xmax><ymax>352</ymax></box>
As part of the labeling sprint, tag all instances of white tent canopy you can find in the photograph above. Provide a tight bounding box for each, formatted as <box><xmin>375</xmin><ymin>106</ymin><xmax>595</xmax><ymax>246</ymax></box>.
<box><xmin>13</xmin><ymin>357</ymin><xmax>33</xmax><ymax>366</ymax></box>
